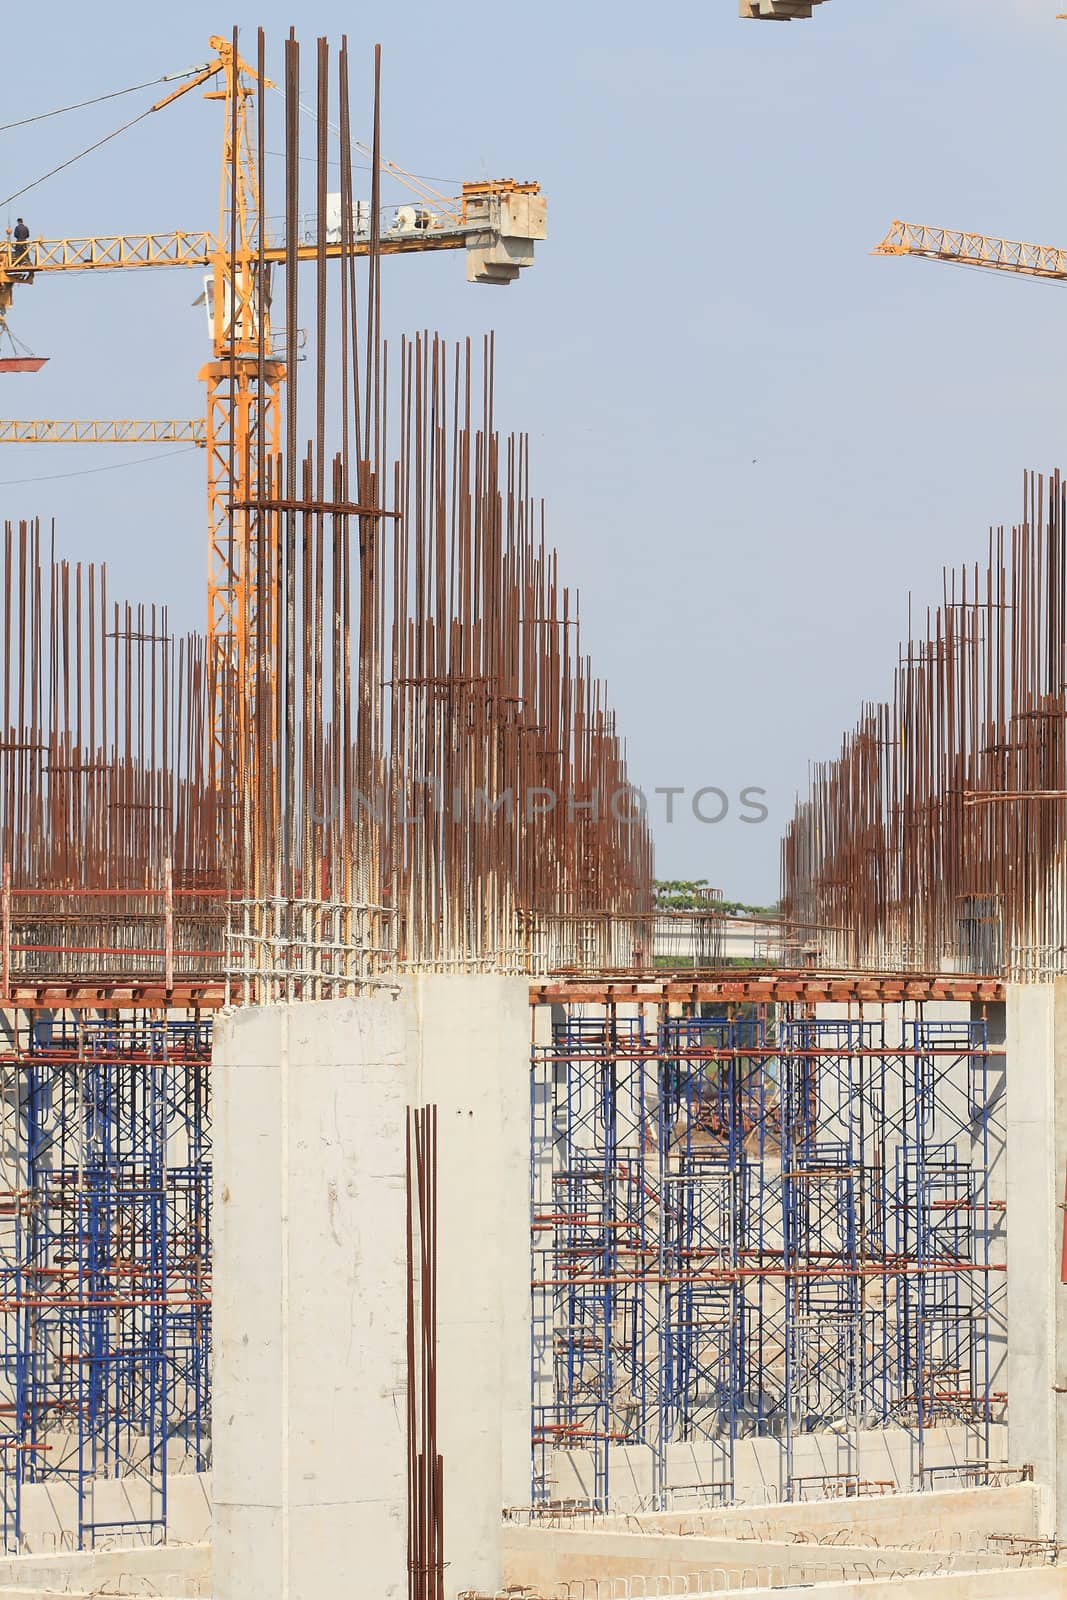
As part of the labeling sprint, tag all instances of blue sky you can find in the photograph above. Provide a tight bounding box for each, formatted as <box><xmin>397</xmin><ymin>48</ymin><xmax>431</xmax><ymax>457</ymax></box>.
<box><xmin>0</xmin><ymin>0</ymin><xmax>1063</xmax><ymax>900</ymax></box>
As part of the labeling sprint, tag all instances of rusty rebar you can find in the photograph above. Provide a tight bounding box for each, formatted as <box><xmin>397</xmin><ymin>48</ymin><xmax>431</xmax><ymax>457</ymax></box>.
<box><xmin>783</xmin><ymin>468</ymin><xmax>1067</xmax><ymax>978</ymax></box>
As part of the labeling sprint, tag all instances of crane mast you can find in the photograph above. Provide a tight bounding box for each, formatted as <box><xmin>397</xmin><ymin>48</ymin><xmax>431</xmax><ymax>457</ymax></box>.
<box><xmin>0</xmin><ymin>35</ymin><xmax>547</xmax><ymax>779</ymax></box>
<box><xmin>199</xmin><ymin>36</ymin><xmax>280</xmax><ymax>767</ymax></box>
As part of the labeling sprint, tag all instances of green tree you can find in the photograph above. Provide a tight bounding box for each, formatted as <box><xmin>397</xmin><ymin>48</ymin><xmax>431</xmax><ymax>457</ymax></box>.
<box><xmin>652</xmin><ymin>880</ymin><xmax>778</xmax><ymax>918</ymax></box>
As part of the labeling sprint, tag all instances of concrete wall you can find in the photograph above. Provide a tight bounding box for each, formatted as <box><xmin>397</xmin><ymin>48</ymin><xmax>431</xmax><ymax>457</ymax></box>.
<box><xmin>504</xmin><ymin>1526</ymin><xmax>1013</xmax><ymax>1586</ymax></box>
<box><xmin>651</xmin><ymin>915</ymin><xmax>782</xmax><ymax>965</ymax></box>
<box><xmin>17</xmin><ymin>1471</ymin><xmax>211</xmax><ymax>1552</ymax></box>
<box><xmin>550</xmin><ymin>1423</ymin><xmax>1008</xmax><ymax>1511</ymax></box>
<box><xmin>1006</xmin><ymin>982</ymin><xmax>1067</xmax><ymax>1537</ymax></box>
<box><xmin>503</xmin><ymin>1485</ymin><xmax>1054</xmax><ymax>1600</ymax></box>
<box><xmin>212</xmin><ymin>979</ymin><xmax>529</xmax><ymax>1600</ymax></box>
<box><xmin>574</xmin><ymin>1479</ymin><xmax>1045</xmax><ymax>1545</ymax></box>
<box><xmin>502</xmin><ymin>1566</ymin><xmax>1067</xmax><ymax>1600</ymax></box>
<box><xmin>0</xmin><ymin>1543</ymin><xmax>210</xmax><ymax>1595</ymax></box>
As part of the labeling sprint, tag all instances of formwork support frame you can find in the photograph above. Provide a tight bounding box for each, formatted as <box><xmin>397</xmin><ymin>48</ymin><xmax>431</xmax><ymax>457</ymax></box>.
<box><xmin>531</xmin><ymin>1002</ymin><xmax>998</xmax><ymax>1511</ymax></box>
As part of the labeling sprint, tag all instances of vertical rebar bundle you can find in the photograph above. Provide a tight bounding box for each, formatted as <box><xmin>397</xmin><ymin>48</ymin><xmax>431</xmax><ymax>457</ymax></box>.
<box><xmin>0</xmin><ymin>32</ymin><xmax>652</xmax><ymax>992</ymax></box>
<box><xmin>224</xmin><ymin>30</ymin><xmax>652</xmax><ymax>995</ymax></box>
<box><xmin>0</xmin><ymin>521</ymin><xmax>215</xmax><ymax>892</ymax></box>
<box><xmin>783</xmin><ymin>469</ymin><xmax>1067</xmax><ymax>977</ymax></box>
<box><xmin>406</xmin><ymin>1106</ymin><xmax>443</xmax><ymax>1600</ymax></box>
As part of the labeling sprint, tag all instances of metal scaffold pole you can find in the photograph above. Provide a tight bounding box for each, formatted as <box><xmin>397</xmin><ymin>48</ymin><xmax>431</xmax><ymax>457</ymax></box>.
<box><xmin>531</xmin><ymin>1001</ymin><xmax>1003</xmax><ymax>1513</ymax></box>
<box><xmin>0</xmin><ymin>1014</ymin><xmax>212</xmax><ymax>1551</ymax></box>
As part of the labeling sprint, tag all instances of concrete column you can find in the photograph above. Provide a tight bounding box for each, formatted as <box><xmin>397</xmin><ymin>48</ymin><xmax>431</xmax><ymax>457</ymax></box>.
<box><xmin>411</xmin><ymin>975</ymin><xmax>532</xmax><ymax>1580</ymax></box>
<box><xmin>212</xmin><ymin>997</ymin><xmax>411</xmax><ymax>1600</ymax></box>
<box><xmin>1005</xmin><ymin>982</ymin><xmax>1067</xmax><ymax>1534</ymax></box>
<box><xmin>212</xmin><ymin>981</ymin><xmax>532</xmax><ymax>1600</ymax></box>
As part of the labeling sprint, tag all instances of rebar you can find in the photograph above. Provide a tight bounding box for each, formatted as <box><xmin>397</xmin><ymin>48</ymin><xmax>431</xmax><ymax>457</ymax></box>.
<box><xmin>783</xmin><ymin>469</ymin><xmax>1067</xmax><ymax>978</ymax></box>
<box><xmin>0</xmin><ymin>32</ymin><xmax>652</xmax><ymax>996</ymax></box>
<box><xmin>407</xmin><ymin>1105</ymin><xmax>443</xmax><ymax>1600</ymax></box>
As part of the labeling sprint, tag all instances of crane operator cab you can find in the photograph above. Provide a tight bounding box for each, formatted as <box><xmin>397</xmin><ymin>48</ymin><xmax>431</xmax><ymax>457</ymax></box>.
<box><xmin>0</xmin><ymin>222</ymin><xmax>48</xmax><ymax>372</ymax></box>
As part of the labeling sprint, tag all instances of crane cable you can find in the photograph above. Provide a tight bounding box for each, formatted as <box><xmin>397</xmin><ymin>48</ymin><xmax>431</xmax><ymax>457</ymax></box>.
<box><xmin>0</xmin><ymin>445</ymin><xmax>201</xmax><ymax>488</ymax></box>
<box><xmin>267</xmin><ymin>82</ymin><xmax>458</xmax><ymax>213</ymax></box>
<box><xmin>0</xmin><ymin>64</ymin><xmax>214</xmax><ymax>210</ymax></box>
<box><xmin>0</xmin><ymin>67</ymin><xmax>210</xmax><ymax>135</ymax></box>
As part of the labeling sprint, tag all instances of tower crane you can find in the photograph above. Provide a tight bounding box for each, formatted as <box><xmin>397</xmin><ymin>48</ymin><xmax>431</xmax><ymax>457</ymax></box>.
<box><xmin>872</xmin><ymin>16</ymin><xmax>1067</xmax><ymax>301</ymax></box>
<box><xmin>0</xmin><ymin>34</ymin><xmax>547</xmax><ymax>757</ymax></box>
<box><xmin>874</xmin><ymin>220</ymin><xmax>1067</xmax><ymax>285</ymax></box>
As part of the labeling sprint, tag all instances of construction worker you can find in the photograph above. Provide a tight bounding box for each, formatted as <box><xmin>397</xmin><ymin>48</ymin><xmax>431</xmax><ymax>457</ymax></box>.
<box><xmin>11</xmin><ymin>219</ymin><xmax>29</xmax><ymax>267</ymax></box>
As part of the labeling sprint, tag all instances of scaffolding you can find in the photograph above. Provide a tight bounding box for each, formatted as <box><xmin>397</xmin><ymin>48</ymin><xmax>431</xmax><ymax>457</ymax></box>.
<box><xmin>531</xmin><ymin>1005</ymin><xmax>1003</xmax><ymax>1510</ymax></box>
<box><xmin>0</xmin><ymin>1013</ymin><xmax>212</xmax><ymax>1551</ymax></box>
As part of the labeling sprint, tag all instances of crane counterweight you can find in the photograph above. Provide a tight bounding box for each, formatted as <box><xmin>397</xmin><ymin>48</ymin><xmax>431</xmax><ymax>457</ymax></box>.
<box><xmin>740</xmin><ymin>0</ymin><xmax>830</xmax><ymax>18</ymax></box>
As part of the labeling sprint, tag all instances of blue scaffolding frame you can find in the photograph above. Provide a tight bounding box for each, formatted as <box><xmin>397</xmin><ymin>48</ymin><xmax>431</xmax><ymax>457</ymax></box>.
<box><xmin>0</xmin><ymin>1014</ymin><xmax>212</xmax><ymax>1551</ymax></box>
<box><xmin>531</xmin><ymin>1004</ymin><xmax>998</xmax><ymax>1510</ymax></box>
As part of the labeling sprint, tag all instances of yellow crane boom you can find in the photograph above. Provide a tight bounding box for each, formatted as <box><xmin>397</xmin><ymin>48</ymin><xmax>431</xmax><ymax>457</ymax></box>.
<box><xmin>0</xmin><ymin>419</ymin><xmax>204</xmax><ymax>444</ymax></box>
<box><xmin>874</xmin><ymin>219</ymin><xmax>1067</xmax><ymax>282</ymax></box>
<box><xmin>0</xmin><ymin>34</ymin><xmax>547</xmax><ymax>777</ymax></box>
<box><xmin>0</xmin><ymin>180</ymin><xmax>545</xmax><ymax>304</ymax></box>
